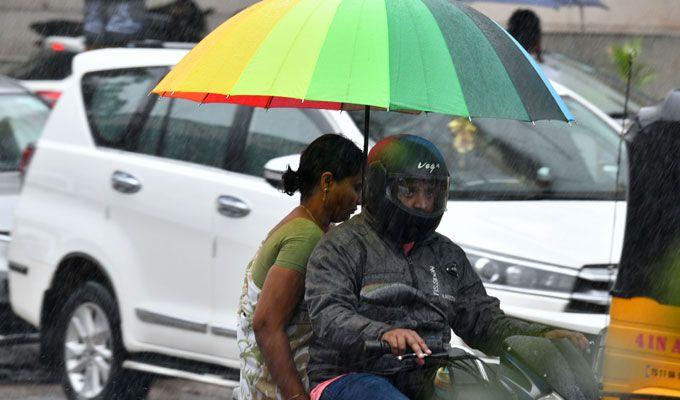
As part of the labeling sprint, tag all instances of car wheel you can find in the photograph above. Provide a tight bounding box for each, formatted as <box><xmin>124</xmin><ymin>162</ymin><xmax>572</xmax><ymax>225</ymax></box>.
<box><xmin>56</xmin><ymin>281</ymin><xmax>152</xmax><ymax>400</ymax></box>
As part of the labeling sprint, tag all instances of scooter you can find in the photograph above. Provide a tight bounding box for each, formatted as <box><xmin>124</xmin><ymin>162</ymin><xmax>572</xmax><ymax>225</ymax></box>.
<box><xmin>364</xmin><ymin>335</ymin><xmax>598</xmax><ymax>400</ymax></box>
<box><xmin>28</xmin><ymin>0</ymin><xmax>214</xmax><ymax>45</ymax></box>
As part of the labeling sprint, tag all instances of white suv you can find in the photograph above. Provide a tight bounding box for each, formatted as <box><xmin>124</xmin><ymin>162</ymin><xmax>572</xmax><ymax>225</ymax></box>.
<box><xmin>9</xmin><ymin>48</ymin><xmax>623</xmax><ymax>398</ymax></box>
<box><xmin>0</xmin><ymin>76</ymin><xmax>50</xmax><ymax>327</ymax></box>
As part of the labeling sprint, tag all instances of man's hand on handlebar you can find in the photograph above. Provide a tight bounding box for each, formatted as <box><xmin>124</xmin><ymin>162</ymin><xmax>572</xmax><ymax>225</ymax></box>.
<box><xmin>381</xmin><ymin>329</ymin><xmax>432</xmax><ymax>365</ymax></box>
<box><xmin>541</xmin><ymin>329</ymin><xmax>590</xmax><ymax>351</ymax></box>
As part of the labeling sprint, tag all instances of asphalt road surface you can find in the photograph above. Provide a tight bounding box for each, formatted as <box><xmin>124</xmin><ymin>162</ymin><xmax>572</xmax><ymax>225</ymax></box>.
<box><xmin>0</xmin><ymin>343</ymin><xmax>233</xmax><ymax>399</ymax></box>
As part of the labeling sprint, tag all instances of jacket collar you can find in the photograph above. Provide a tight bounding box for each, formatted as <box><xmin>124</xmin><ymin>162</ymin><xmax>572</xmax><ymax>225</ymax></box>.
<box><xmin>360</xmin><ymin>210</ymin><xmax>440</xmax><ymax>252</ymax></box>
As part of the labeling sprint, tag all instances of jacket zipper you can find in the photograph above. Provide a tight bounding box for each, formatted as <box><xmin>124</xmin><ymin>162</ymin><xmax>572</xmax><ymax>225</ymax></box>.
<box><xmin>405</xmin><ymin>255</ymin><xmax>419</xmax><ymax>290</ymax></box>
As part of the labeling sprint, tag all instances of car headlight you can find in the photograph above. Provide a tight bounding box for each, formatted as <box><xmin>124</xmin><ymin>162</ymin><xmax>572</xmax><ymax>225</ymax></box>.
<box><xmin>468</xmin><ymin>253</ymin><xmax>576</xmax><ymax>294</ymax></box>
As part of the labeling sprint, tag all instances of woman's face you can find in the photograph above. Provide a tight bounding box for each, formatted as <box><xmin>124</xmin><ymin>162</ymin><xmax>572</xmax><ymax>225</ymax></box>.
<box><xmin>327</xmin><ymin>172</ymin><xmax>363</xmax><ymax>223</ymax></box>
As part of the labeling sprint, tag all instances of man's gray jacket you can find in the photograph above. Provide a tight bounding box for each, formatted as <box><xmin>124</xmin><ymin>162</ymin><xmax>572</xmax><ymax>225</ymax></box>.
<box><xmin>304</xmin><ymin>212</ymin><xmax>548</xmax><ymax>386</ymax></box>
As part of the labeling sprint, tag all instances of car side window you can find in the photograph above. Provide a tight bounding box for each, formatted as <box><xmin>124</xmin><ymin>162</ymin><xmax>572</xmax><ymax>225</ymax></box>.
<box><xmin>158</xmin><ymin>98</ymin><xmax>238</xmax><ymax>169</ymax></box>
<box><xmin>0</xmin><ymin>94</ymin><xmax>49</xmax><ymax>171</ymax></box>
<box><xmin>82</xmin><ymin>67</ymin><xmax>166</xmax><ymax>151</ymax></box>
<box><xmin>239</xmin><ymin>108</ymin><xmax>331</xmax><ymax>177</ymax></box>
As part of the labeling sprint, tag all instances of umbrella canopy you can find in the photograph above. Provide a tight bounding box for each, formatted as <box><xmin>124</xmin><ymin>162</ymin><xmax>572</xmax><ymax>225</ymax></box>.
<box><xmin>153</xmin><ymin>0</ymin><xmax>573</xmax><ymax>123</ymax></box>
<box><xmin>456</xmin><ymin>0</ymin><xmax>607</xmax><ymax>8</ymax></box>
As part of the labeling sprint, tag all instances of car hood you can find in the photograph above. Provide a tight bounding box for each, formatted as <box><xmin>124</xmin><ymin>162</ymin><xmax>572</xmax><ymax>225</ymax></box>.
<box><xmin>439</xmin><ymin>200</ymin><xmax>626</xmax><ymax>269</ymax></box>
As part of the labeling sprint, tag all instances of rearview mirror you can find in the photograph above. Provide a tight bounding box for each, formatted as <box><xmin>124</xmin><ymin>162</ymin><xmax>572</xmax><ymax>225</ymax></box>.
<box><xmin>263</xmin><ymin>154</ymin><xmax>300</xmax><ymax>189</ymax></box>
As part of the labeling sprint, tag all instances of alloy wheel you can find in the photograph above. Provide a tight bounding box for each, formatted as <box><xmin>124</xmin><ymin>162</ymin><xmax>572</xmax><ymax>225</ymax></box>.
<box><xmin>64</xmin><ymin>302</ymin><xmax>113</xmax><ymax>399</ymax></box>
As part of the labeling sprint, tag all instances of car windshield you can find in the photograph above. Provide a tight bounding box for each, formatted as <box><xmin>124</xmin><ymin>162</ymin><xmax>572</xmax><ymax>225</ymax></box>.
<box><xmin>543</xmin><ymin>53</ymin><xmax>645</xmax><ymax>118</ymax></box>
<box><xmin>0</xmin><ymin>94</ymin><xmax>49</xmax><ymax>171</ymax></box>
<box><xmin>354</xmin><ymin>97</ymin><xmax>627</xmax><ymax>201</ymax></box>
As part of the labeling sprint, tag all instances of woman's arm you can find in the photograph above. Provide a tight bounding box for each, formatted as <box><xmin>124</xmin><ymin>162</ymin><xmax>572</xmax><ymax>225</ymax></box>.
<box><xmin>253</xmin><ymin>265</ymin><xmax>310</xmax><ymax>400</ymax></box>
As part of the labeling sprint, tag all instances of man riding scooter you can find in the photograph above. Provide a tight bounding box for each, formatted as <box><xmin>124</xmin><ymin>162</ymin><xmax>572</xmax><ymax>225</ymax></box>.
<box><xmin>304</xmin><ymin>134</ymin><xmax>588</xmax><ymax>400</ymax></box>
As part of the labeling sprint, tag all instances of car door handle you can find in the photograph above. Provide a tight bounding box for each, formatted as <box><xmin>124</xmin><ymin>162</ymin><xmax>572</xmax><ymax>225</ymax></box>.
<box><xmin>111</xmin><ymin>170</ymin><xmax>142</xmax><ymax>194</ymax></box>
<box><xmin>217</xmin><ymin>195</ymin><xmax>250</xmax><ymax>218</ymax></box>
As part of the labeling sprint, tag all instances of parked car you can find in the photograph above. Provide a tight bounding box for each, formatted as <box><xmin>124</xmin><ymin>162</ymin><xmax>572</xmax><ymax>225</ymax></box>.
<box><xmin>8</xmin><ymin>47</ymin><xmax>624</xmax><ymax>398</ymax></box>
<box><xmin>0</xmin><ymin>76</ymin><xmax>50</xmax><ymax>326</ymax></box>
<box><xmin>5</xmin><ymin>36</ymin><xmax>84</xmax><ymax>107</ymax></box>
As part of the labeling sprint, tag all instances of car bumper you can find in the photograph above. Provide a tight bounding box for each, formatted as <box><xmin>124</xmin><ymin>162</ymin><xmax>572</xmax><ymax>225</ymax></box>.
<box><xmin>502</xmin><ymin>303</ymin><xmax>608</xmax><ymax>335</ymax></box>
<box><xmin>488</xmin><ymin>288</ymin><xmax>609</xmax><ymax>335</ymax></box>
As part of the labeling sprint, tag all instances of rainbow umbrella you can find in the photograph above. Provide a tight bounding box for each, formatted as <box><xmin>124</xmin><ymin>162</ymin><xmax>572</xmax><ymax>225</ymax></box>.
<box><xmin>152</xmin><ymin>0</ymin><xmax>573</xmax><ymax>155</ymax></box>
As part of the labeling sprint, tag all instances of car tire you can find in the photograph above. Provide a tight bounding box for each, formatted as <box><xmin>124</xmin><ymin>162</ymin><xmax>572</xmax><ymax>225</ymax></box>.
<box><xmin>55</xmin><ymin>281</ymin><xmax>152</xmax><ymax>400</ymax></box>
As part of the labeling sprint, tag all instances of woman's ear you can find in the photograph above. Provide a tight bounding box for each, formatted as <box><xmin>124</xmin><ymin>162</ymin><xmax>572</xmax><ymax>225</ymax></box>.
<box><xmin>320</xmin><ymin>172</ymin><xmax>334</xmax><ymax>189</ymax></box>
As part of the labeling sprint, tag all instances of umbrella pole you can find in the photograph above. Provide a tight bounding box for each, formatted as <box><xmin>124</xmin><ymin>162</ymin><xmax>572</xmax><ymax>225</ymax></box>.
<box><xmin>363</xmin><ymin>105</ymin><xmax>370</xmax><ymax>155</ymax></box>
<box><xmin>609</xmin><ymin>52</ymin><xmax>633</xmax><ymax>261</ymax></box>
<box><xmin>615</xmin><ymin>51</ymin><xmax>634</xmax><ymax>186</ymax></box>
<box><xmin>362</xmin><ymin>105</ymin><xmax>370</xmax><ymax>198</ymax></box>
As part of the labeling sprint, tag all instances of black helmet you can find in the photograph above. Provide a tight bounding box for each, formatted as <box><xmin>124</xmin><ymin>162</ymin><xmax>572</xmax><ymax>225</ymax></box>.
<box><xmin>364</xmin><ymin>134</ymin><xmax>450</xmax><ymax>244</ymax></box>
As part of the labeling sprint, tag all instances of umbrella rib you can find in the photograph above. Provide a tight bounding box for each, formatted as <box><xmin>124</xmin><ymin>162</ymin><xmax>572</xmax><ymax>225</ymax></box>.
<box><xmin>344</xmin><ymin>0</ymin><xmax>369</xmax><ymax>106</ymax></box>
<box><xmin>214</xmin><ymin>1</ymin><xmax>308</xmax><ymax>98</ymax></box>
<box><xmin>421</xmin><ymin>0</ymin><xmax>471</xmax><ymax>118</ymax></box>
<box><xmin>382</xmin><ymin>0</ymin><xmax>391</xmax><ymax>111</ymax></box>
<box><xmin>200</xmin><ymin>93</ymin><xmax>210</xmax><ymax>105</ymax></box>
<box><xmin>463</xmin><ymin>10</ymin><xmax>534</xmax><ymax>121</ymax></box>
<box><xmin>498</xmin><ymin>17</ymin><xmax>571</xmax><ymax>120</ymax></box>
<box><xmin>268</xmin><ymin>0</ymin><xmax>332</xmax><ymax>96</ymax></box>
<box><xmin>404</xmin><ymin>0</ymin><xmax>432</xmax><ymax>111</ymax></box>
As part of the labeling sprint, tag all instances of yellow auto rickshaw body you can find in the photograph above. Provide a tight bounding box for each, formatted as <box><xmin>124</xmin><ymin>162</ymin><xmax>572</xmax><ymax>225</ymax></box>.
<box><xmin>603</xmin><ymin>297</ymin><xmax>680</xmax><ymax>398</ymax></box>
<box><xmin>600</xmin><ymin>90</ymin><xmax>680</xmax><ymax>399</ymax></box>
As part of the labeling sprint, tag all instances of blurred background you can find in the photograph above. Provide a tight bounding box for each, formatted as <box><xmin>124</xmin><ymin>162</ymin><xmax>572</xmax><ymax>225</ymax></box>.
<box><xmin>0</xmin><ymin>0</ymin><xmax>678</xmax><ymax>102</ymax></box>
<box><xmin>0</xmin><ymin>1</ymin><xmax>677</xmax><ymax>398</ymax></box>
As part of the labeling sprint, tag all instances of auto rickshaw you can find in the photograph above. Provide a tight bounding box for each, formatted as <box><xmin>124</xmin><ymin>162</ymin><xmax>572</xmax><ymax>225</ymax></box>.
<box><xmin>601</xmin><ymin>89</ymin><xmax>680</xmax><ymax>399</ymax></box>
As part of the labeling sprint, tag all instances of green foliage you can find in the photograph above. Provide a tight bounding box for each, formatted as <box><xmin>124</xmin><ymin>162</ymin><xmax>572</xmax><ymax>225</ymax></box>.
<box><xmin>609</xmin><ymin>38</ymin><xmax>656</xmax><ymax>88</ymax></box>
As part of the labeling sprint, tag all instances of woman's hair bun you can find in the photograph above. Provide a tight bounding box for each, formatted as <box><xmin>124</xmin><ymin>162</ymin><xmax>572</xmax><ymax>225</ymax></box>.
<box><xmin>283</xmin><ymin>134</ymin><xmax>364</xmax><ymax>200</ymax></box>
<box><xmin>281</xmin><ymin>166</ymin><xmax>299</xmax><ymax>196</ymax></box>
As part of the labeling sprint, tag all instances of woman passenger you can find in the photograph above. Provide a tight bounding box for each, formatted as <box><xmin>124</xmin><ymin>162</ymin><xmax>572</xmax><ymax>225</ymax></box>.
<box><xmin>237</xmin><ymin>134</ymin><xmax>365</xmax><ymax>400</ymax></box>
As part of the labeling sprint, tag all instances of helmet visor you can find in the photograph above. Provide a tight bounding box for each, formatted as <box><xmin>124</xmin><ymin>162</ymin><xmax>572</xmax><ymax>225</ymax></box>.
<box><xmin>387</xmin><ymin>174</ymin><xmax>449</xmax><ymax>216</ymax></box>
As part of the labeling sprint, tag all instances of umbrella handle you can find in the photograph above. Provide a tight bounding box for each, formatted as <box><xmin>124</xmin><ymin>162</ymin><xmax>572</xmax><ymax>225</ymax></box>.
<box><xmin>362</xmin><ymin>105</ymin><xmax>370</xmax><ymax>199</ymax></box>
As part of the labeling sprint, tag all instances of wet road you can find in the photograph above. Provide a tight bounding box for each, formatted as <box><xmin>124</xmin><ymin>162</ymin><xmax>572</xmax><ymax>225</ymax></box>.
<box><xmin>0</xmin><ymin>343</ymin><xmax>233</xmax><ymax>399</ymax></box>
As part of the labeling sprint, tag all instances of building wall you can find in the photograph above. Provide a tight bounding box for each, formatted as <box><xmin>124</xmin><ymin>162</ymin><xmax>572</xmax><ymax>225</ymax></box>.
<box><xmin>473</xmin><ymin>0</ymin><xmax>680</xmax><ymax>35</ymax></box>
<box><xmin>1</xmin><ymin>0</ymin><xmax>678</xmax><ymax>99</ymax></box>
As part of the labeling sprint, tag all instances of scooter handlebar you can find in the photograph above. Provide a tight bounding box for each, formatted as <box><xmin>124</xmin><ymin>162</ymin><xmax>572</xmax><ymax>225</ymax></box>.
<box><xmin>363</xmin><ymin>339</ymin><xmax>448</xmax><ymax>356</ymax></box>
<box><xmin>363</xmin><ymin>340</ymin><xmax>393</xmax><ymax>355</ymax></box>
